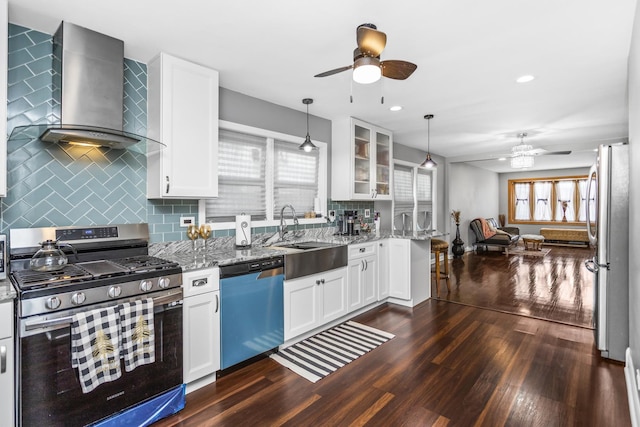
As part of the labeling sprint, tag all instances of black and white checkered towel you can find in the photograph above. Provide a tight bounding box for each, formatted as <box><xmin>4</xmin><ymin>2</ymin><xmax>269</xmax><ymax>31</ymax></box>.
<box><xmin>71</xmin><ymin>306</ymin><xmax>122</xmax><ymax>394</ymax></box>
<box><xmin>119</xmin><ymin>298</ymin><xmax>155</xmax><ymax>372</ymax></box>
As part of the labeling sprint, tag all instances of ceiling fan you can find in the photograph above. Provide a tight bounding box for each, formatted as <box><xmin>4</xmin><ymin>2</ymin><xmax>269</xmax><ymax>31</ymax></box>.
<box><xmin>314</xmin><ymin>23</ymin><xmax>417</xmax><ymax>84</ymax></box>
<box><xmin>468</xmin><ymin>133</ymin><xmax>572</xmax><ymax>166</ymax></box>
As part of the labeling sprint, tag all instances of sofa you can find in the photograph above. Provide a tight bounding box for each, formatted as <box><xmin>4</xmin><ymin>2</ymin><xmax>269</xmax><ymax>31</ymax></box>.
<box><xmin>469</xmin><ymin>218</ymin><xmax>520</xmax><ymax>254</ymax></box>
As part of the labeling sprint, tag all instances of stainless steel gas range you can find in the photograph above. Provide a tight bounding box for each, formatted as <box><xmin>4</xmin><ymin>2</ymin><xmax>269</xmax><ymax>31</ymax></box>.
<box><xmin>9</xmin><ymin>224</ymin><xmax>184</xmax><ymax>427</ymax></box>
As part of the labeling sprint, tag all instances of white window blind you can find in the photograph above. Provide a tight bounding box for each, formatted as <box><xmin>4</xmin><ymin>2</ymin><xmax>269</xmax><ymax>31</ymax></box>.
<box><xmin>205</xmin><ymin>129</ymin><xmax>267</xmax><ymax>222</ymax></box>
<box><xmin>393</xmin><ymin>164</ymin><xmax>414</xmax><ymax>231</ymax></box>
<box><xmin>274</xmin><ymin>140</ymin><xmax>319</xmax><ymax>216</ymax></box>
<box><xmin>416</xmin><ymin>169</ymin><xmax>433</xmax><ymax>230</ymax></box>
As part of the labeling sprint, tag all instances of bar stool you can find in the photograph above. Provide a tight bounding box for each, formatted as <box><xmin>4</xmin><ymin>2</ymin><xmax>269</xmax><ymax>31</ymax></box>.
<box><xmin>431</xmin><ymin>238</ymin><xmax>451</xmax><ymax>297</ymax></box>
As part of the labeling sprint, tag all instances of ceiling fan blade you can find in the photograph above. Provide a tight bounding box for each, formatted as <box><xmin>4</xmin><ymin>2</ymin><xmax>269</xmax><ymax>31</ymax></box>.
<box><xmin>357</xmin><ymin>25</ymin><xmax>387</xmax><ymax>56</ymax></box>
<box><xmin>381</xmin><ymin>60</ymin><xmax>417</xmax><ymax>80</ymax></box>
<box><xmin>537</xmin><ymin>150</ymin><xmax>572</xmax><ymax>156</ymax></box>
<box><xmin>314</xmin><ymin>65</ymin><xmax>353</xmax><ymax>78</ymax></box>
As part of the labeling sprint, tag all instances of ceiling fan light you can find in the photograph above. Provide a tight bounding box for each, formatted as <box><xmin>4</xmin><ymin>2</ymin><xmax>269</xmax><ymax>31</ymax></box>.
<box><xmin>353</xmin><ymin>57</ymin><xmax>381</xmax><ymax>84</ymax></box>
<box><xmin>510</xmin><ymin>155</ymin><xmax>534</xmax><ymax>168</ymax></box>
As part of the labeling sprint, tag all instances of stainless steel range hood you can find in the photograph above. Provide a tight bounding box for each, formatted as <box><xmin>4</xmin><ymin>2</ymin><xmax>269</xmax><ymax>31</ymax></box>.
<box><xmin>8</xmin><ymin>22</ymin><xmax>163</xmax><ymax>152</ymax></box>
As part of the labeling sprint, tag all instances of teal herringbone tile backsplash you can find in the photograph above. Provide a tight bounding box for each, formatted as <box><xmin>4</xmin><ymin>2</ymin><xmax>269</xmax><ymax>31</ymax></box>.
<box><xmin>2</xmin><ymin>24</ymin><xmax>148</xmax><ymax>231</ymax></box>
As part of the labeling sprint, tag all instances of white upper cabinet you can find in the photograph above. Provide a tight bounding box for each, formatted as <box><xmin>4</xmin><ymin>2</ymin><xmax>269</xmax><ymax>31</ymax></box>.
<box><xmin>147</xmin><ymin>53</ymin><xmax>219</xmax><ymax>199</ymax></box>
<box><xmin>332</xmin><ymin>117</ymin><xmax>392</xmax><ymax>201</ymax></box>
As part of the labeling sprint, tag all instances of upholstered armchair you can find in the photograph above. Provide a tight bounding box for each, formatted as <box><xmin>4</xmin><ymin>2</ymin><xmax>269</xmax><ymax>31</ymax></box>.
<box><xmin>469</xmin><ymin>217</ymin><xmax>520</xmax><ymax>254</ymax></box>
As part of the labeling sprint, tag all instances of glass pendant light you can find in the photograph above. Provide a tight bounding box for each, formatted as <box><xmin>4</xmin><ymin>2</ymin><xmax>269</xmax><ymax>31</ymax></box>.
<box><xmin>420</xmin><ymin>114</ymin><xmax>437</xmax><ymax>168</ymax></box>
<box><xmin>299</xmin><ymin>98</ymin><xmax>318</xmax><ymax>152</ymax></box>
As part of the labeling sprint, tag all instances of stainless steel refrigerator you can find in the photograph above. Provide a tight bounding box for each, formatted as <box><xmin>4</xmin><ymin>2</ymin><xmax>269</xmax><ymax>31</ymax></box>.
<box><xmin>585</xmin><ymin>143</ymin><xmax>629</xmax><ymax>362</ymax></box>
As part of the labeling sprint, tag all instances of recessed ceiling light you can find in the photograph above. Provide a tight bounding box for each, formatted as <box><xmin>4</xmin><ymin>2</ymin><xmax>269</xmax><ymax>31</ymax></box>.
<box><xmin>390</xmin><ymin>105</ymin><xmax>402</xmax><ymax>111</ymax></box>
<box><xmin>498</xmin><ymin>157</ymin><xmax>507</xmax><ymax>161</ymax></box>
<box><xmin>516</xmin><ymin>75</ymin><xmax>535</xmax><ymax>83</ymax></box>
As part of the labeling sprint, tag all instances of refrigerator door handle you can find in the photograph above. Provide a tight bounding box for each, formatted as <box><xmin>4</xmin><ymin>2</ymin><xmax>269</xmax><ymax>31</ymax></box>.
<box><xmin>586</xmin><ymin>162</ymin><xmax>598</xmax><ymax>245</ymax></box>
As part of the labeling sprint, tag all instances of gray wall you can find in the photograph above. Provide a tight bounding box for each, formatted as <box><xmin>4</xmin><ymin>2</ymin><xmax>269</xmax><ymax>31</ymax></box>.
<box><xmin>628</xmin><ymin>0</ymin><xmax>640</xmax><ymax>398</ymax></box>
<box><xmin>498</xmin><ymin>167</ymin><xmax>590</xmax><ymax>235</ymax></box>
<box><xmin>448</xmin><ymin>162</ymin><xmax>500</xmax><ymax>248</ymax></box>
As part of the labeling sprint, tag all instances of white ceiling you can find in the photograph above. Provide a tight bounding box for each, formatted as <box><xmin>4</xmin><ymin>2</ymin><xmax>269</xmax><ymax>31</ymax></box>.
<box><xmin>8</xmin><ymin>0</ymin><xmax>637</xmax><ymax>172</ymax></box>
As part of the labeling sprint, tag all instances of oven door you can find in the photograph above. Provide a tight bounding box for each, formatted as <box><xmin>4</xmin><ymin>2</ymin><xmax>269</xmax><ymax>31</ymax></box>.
<box><xmin>17</xmin><ymin>290</ymin><xmax>183</xmax><ymax>427</ymax></box>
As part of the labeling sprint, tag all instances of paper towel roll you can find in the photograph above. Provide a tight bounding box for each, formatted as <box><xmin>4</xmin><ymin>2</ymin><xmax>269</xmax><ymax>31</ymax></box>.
<box><xmin>235</xmin><ymin>214</ymin><xmax>252</xmax><ymax>247</ymax></box>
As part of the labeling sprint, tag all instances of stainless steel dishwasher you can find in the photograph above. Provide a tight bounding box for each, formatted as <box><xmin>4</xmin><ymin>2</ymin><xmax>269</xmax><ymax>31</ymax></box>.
<box><xmin>219</xmin><ymin>256</ymin><xmax>284</xmax><ymax>370</ymax></box>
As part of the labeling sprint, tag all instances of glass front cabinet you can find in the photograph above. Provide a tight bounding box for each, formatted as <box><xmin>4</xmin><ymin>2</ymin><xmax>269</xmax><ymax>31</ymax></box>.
<box><xmin>332</xmin><ymin>117</ymin><xmax>393</xmax><ymax>200</ymax></box>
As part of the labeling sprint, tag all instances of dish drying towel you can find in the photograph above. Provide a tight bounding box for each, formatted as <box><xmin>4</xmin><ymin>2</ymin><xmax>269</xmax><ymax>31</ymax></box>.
<box><xmin>119</xmin><ymin>298</ymin><xmax>155</xmax><ymax>372</ymax></box>
<box><xmin>71</xmin><ymin>306</ymin><xmax>122</xmax><ymax>394</ymax></box>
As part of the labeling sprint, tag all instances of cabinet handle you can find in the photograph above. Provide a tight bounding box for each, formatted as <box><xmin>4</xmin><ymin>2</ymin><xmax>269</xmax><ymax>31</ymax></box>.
<box><xmin>215</xmin><ymin>293</ymin><xmax>219</xmax><ymax>313</ymax></box>
<box><xmin>316</xmin><ymin>280</ymin><xmax>321</xmax><ymax>285</ymax></box>
<box><xmin>321</xmin><ymin>279</ymin><xmax>325</xmax><ymax>284</ymax></box>
<box><xmin>0</xmin><ymin>345</ymin><xmax>5</xmax><ymax>374</ymax></box>
<box><xmin>165</xmin><ymin>176</ymin><xmax>170</xmax><ymax>194</ymax></box>
<box><xmin>359</xmin><ymin>247</ymin><xmax>366</xmax><ymax>253</ymax></box>
<box><xmin>192</xmin><ymin>278</ymin><xmax>208</xmax><ymax>287</ymax></box>
<box><xmin>364</xmin><ymin>259</ymin><xmax>368</xmax><ymax>271</ymax></box>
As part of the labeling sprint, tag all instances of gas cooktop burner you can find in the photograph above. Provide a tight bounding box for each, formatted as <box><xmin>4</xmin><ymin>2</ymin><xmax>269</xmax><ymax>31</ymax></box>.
<box><xmin>111</xmin><ymin>255</ymin><xmax>180</xmax><ymax>272</ymax></box>
<box><xmin>11</xmin><ymin>255</ymin><xmax>180</xmax><ymax>290</ymax></box>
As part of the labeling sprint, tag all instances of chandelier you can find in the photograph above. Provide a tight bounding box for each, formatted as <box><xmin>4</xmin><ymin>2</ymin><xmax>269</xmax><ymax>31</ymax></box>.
<box><xmin>511</xmin><ymin>132</ymin><xmax>534</xmax><ymax>168</ymax></box>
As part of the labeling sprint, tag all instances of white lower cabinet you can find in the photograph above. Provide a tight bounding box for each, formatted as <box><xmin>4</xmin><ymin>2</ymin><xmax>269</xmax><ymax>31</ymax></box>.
<box><xmin>388</xmin><ymin>239</ymin><xmax>431</xmax><ymax>306</ymax></box>
<box><xmin>284</xmin><ymin>267</ymin><xmax>348</xmax><ymax>341</ymax></box>
<box><xmin>377</xmin><ymin>240</ymin><xmax>390</xmax><ymax>300</ymax></box>
<box><xmin>182</xmin><ymin>268</ymin><xmax>220</xmax><ymax>392</ymax></box>
<box><xmin>347</xmin><ymin>243</ymin><xmax>377</xmax><ymax>312</ymax></box>
<box><xmin>0</xmin><ymin>300</ymin><xmax>14</xmax><ymax>426</ymax></box>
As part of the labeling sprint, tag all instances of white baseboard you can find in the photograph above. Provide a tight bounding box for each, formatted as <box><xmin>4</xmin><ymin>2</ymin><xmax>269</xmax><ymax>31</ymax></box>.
<box><xmin>625</xmin><ymin>347</ymin><xmax>640</xmax><ymax>427</ymax></box>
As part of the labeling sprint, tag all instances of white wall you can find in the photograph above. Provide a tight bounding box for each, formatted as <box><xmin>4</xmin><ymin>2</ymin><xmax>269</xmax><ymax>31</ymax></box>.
<box><xmin>448</xmin><ymin>162</ymin><xmax>499</xmax><ymax>248</ymax></box>
<box><xmin>627</xmin><ymin>0</ymin><xmax>640</xmax><ymax>404</ymax></box>
<box><xmin>498</xmin><ymin>167</ymin><xmax>590</xmax><ymax>235</ymax></box>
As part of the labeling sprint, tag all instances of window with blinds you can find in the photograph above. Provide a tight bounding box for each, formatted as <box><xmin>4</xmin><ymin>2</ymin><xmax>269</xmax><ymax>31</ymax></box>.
<box><xmin>416</xmin><ymin>169</ymin><xmax>433</xmax><ymax>230</ymax></box>
<box><xmin>274</xmin><ymin>140</ymin><xmax>319</xmax><ymax>216</ymax></box>
<box><xmin>205</xmin><ymin>129</ymin><xmax>267</xmax><ymax>222</ymax></box>
<box><xmin>205</xmin><ymin>127</ymin><xmax>324</xmax><ymax>224</ymax></box>
<box><xmin>393</xmin><ymin>164</ymin><xmax>414</xmax><ymax>232</ymax></box>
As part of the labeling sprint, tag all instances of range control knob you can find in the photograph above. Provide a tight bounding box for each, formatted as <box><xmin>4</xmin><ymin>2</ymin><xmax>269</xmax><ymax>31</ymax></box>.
<box><xmin>140</xmin><ymin>280</ymin><xmax>154</xmax><ymax>292</ymax></box>
<box><xmin>158</xmin><ymin>277</ymin><xmax>171</xmax><ymax>289</ymax></box>
<box><xmin>71</xmin><ymin>292</ymin><xmax>86</xmax><ymax>306</ymax></box>
<box><xmin>45</xmin><ymin>296</ymin><xmax>61</xmax><ymax>310</ymax></box>
<box><xmin>108</xmin><ymin>286</ymin><xmax>122</xmax><ymax>299</ymax></box>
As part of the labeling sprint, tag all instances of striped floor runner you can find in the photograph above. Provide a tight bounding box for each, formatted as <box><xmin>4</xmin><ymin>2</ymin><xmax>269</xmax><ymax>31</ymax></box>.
<box><xmin>270</xmin><ymin>321</ymin><xmax>395</xmax><ymax>383</ymax></box>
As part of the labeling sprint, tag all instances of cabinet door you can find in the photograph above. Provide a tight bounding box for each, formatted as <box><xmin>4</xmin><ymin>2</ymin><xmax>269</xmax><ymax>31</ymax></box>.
<box><xmin>362</xmin><ymin>254</ymin><xmax>377</xmax><ymax>306</ymax></box>
<box><xmin>347</xmin><ymin>259</ymin><xmax>364</xmax><ymax>312</ymax></box>
<box><xmin>377</xmin><ymin>240</ymin><xmax>390</xmax><ymax>300</ymax></box>
<box><xmin>388</xmin><ymin>239</ymin><xmax>411</xmax><ymax>299</ymax></box>
<box><xmin>374</xmin><ymin>130</ymin><xmax>392</xmax><ymax>200</ymax></box>
<box><xmin>147</xmin><ymin>53</ymin><xmax>219</xmax><ymax>199</ymax></box>
<box><xmin>353</xmin><ymin>122</ymin><xmax>373</xmax><ymax>199</ymax></box>
<box><xmin>183</xmin><ymin>291</ymin><xmax>220</xmax><ymax>383</ymax></box>
<box><xmin>0</xmin><ymin>300</ymin><xmax>13</xmax><ymax>426</ymax></box>
<box><xmin>319</xmin><ymin>267</ymin><xmax>348</xmax><ymax>324</ymax></box>
<box><xmin>284</xmin><ymin>276</ymin><xmax>320</xmax><ymax>341</ymax></box>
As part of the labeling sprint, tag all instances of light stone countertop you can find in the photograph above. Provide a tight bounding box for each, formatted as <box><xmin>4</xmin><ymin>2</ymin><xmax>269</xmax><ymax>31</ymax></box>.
<box><xmin>0</xmin><ymin>279</ymin><xmax>17</xmax><ymax>302</ymax></box>
<box><xmin>151</xmin><ymin>228</ymin><xmax>447</xmax><ymax>272</ymax></box>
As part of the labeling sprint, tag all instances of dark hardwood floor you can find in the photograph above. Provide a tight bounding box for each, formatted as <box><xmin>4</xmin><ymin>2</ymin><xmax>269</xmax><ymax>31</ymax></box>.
<box><xmin>154</xmin><ymin>246</ymin><xmax>630</xmax><ymax>427</ymax></box>
<box><xmin>438</xmin><ymin>245</ymin><xmax>594</xmax><ymax>328</ymax></box>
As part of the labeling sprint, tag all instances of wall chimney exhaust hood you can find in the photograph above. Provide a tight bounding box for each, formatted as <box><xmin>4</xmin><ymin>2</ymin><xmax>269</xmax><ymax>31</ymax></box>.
<box><xmin>7</xmin><ymin>22</ymin><xmax>164</xmax><ymax>153</ymax></box>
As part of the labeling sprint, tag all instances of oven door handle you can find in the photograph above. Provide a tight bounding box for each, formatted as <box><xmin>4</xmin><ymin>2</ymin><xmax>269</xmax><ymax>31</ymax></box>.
<box><xmin>24</xmin><ymin>290</ymin><xmax>183</xmax><ymax>331</ymax></box>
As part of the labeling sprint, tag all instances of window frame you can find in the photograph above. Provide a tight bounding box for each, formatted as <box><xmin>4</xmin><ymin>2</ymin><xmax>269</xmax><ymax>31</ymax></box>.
<box><xmin>507</xmin><ymin>175</ymin><xmax>588</xmax><ymax>226</ymax></box>
<box><xmin>198</xmin><ymin>120</ymin><xmax>328</xmax><ymax>230</ymax></box>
